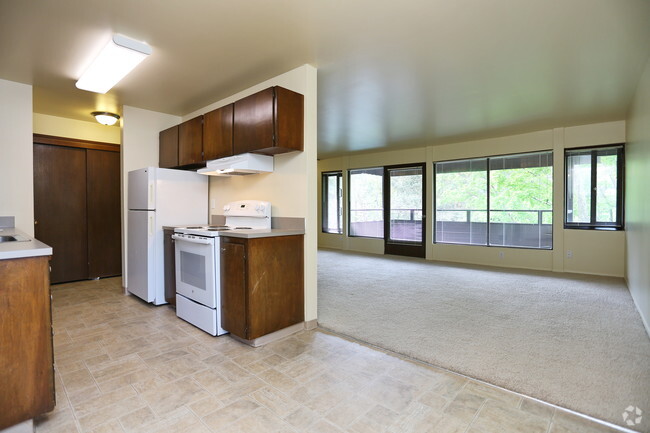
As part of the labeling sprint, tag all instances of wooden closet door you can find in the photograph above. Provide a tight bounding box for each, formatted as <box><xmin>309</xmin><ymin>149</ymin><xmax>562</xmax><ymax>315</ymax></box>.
<box><xmin>33</xmin><ymin>144</ymin><xmax>88</xmax><ymax>283</ymax></box>
<box><xmin>87</xmin><ymin>149</ymin><xmax>121</xmax><ymax>278</ymax></box>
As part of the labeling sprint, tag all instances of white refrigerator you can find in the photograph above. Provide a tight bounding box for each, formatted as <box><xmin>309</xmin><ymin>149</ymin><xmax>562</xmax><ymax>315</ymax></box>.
<box><xmin>127</xmin><ymin>167</ymin><xmax>208</xmax><ymax>305</ymax></box>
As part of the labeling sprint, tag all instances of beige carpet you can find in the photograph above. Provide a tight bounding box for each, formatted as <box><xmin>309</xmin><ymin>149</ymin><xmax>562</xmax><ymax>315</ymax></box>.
<box><xmin>317</xmin><ymin>249</ymin><xmax>650</xmax><ymax>432</ymax></box>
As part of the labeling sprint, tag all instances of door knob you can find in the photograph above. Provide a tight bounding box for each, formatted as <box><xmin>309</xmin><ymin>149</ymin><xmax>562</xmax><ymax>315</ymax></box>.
<box><xmin>34</xmin><ymin>220</ymin><xmax>39</xmax><ymax>225</ymax></box>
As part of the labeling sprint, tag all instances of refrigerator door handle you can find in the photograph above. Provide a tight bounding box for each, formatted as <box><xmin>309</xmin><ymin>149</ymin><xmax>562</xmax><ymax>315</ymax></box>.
<box><xmin>149</xmin><ymin>215</ymin><xmax>154</xmax><ymax>236</ymax></box>
<box><xmin>148</xmin><ymin>182</ymin><xmax>154</xmax><ymax>209</ymax></box>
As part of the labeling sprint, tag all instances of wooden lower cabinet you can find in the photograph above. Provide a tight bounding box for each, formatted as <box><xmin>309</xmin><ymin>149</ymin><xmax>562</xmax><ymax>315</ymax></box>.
<box><xmin>0</xmin><ymin>255</ymin><xmax>55</xmax><ymax>430</ymax></box>
<box><xmin>220</xmin><ymin>235</ymin><xmax>304</xmax><ymax>340</ymax></box>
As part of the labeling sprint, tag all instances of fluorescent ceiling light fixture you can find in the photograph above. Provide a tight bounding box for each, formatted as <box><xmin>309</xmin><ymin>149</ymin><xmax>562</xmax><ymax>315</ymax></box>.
<box><xmin>92</xmin><ymin>111</ymin><xmax>120</xmax><ymax>126</ymax></box>
<box><xmin>76</xmin><ymin>34</ymin><xmax>152</xmax><ymax>94</ymax></box>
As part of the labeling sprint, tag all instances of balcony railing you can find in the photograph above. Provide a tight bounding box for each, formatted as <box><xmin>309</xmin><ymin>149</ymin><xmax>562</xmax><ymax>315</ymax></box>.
<box><xmin>348</xmin><ymin>208</ymin><xmax>553</xmax><ymax>249</ymax></box>
<box><xmin>436</xmin><ymin>209</ymin><xmax>552</xmax><ymax>249</ymax></box>
<box><xmin>349</xmin><ymin>208</ymin><xmax>423</xmax><ymax>239</ymax></box>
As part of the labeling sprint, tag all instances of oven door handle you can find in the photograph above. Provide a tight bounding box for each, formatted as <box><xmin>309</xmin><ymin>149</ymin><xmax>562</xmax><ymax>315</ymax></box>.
<box><xmin>171</xmin><ymin>234</ymin><xmax>212</xmax><ymax>245</ymax></box>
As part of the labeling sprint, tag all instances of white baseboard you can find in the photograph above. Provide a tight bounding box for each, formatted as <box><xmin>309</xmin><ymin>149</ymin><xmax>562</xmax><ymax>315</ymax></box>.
<box><xmin>629</xmin><ymin>288</ymin><xmax>650</xmax><ymax>340</ymax></box>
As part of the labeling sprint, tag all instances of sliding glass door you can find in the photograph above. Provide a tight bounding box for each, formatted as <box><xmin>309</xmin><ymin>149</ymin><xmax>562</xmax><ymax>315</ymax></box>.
<box><xmin>384</xmin><ymin>163</ymin><xmax>426</xmax><ymax>257</ymax></box>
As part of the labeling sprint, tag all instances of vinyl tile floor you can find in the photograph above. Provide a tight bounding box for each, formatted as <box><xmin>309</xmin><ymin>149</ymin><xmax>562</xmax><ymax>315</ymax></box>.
<box><xmin>34</xmin><ymin>277</ymin><xmax>625</xmax><ymax>433</ymax></box>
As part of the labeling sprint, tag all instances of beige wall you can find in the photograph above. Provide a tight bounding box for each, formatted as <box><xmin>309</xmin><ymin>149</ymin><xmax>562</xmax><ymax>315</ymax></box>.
<box><xmin>626</xmin><ymin>55</ymin><xmax>650</xmax><ymax>335</ymax></box>
<box><xmin>120</xmin><ymin>106</ymin><xmax>181</xmax><ymax>285</ymax></box>
<box><xmin>183</xmin><ymin>65</ymin><xmax>319</xmax><ymax>322</ymax></box>
<box><xmin>0</xmin><ymin>79</ymin><xmax>34</xmax><ymax>234</ymax></box>
<box><xmin>33</xmin><ymin>113</ymin><xmax>121</xmax><ymax>144</ymax></box>
<box><xmin>318</xmin><ymin>121</ymin><xmax>626</xmax><ymax>277</ymax></box>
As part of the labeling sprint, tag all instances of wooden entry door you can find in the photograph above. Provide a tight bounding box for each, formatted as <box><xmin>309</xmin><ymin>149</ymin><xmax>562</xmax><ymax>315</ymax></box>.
<box><xmin>383</xmin><ymin>163</ymin><xmax>426</xmax><ymax>258</ymax></box>
<box><xmin>33</xmin><ymin>143</ymin><xmax>88</xmax><ymax>283</ymax></box>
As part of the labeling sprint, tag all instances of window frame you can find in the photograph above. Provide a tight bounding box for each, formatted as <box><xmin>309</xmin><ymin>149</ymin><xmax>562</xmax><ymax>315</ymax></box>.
<box><xmin>321</xmin><ymin>171</ymin><xmax>343</xmax><ymax>234</ymax></box>
<box><xmin>347</xmin><ymin>167</ymin><xmax>384</xmax><ymax>239</ymax></box>
<box><xmin>433</xmin><ymin>150</ymin><xmax>554</xmax><ymax>250</ymax></box>
<box><xmin>564</xmin><ymin>144</ymin><xmax>625</xmax><ymax>231</ymax></box>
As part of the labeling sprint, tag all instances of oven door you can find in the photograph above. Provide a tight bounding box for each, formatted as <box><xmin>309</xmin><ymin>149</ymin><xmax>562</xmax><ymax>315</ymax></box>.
<box><xmin>172</xmin><ymin>234</ymin><xmax>218</xmax><ymax>309</ymax></box>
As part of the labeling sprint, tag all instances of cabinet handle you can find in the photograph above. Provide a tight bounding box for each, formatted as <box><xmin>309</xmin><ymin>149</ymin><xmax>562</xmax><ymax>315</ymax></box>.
<box><xmin>221</xmin><ymin>248</ymin><xmax>226</xmax><ymax>252</ymax></box>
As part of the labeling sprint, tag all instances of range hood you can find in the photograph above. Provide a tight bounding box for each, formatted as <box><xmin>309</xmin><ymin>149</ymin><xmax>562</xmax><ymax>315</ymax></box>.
<box><xmin>198</xmin><ymin>153</ymin><xmax>273</xmax><ymax>176</ymax></box>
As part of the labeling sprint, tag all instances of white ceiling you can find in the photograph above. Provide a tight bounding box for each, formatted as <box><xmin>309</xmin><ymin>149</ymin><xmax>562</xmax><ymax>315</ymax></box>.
<box><xmin>1</xmin><ymin>0</ymin><xmax>649</xmax><ymax>158</ymax></box>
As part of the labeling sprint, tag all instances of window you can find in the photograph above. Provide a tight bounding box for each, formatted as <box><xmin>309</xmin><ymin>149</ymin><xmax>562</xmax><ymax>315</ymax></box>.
<box><xmin>435</xmin><ymin>159</ymin><xmax>488</xmax><ymax>245</ymax></box>
<box><xmin>489</xmin><ymin>152</ymin><xmax>553</xmax><ymax>248</ymax></box>
<box><xmin>565</xmin><ymin>145</ymin><xmax>624</xmax><ymax>230</ymax></box>
<box><xmin>349</xmin><ymin>167</ymin><xmax>383</xmax><ymax>238</ymax></box>
<box><xmin>435</xmin><ymin>151</ymin><xmax>553</xmax><ymax>249</ymax></box>
<box><xmin>322</xmin><ymin>171</ymin><xmax>342</xmax><ymax>234</ymax></box>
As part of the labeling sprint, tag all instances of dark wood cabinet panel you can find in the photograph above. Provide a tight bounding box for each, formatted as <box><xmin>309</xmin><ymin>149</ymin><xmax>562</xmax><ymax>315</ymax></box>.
<box><xmin>221</xmin><ymin>241</ymin><xmax>248</xmax><ymax>337</ymax></box>
<box><xmin>160</xmin><ymin>86</ymin><xmax>303</xmax><ymax>167</ymax></box>
<box><xmin>0</xmin><ymin>256</ymin><xmax>54</xmax><ymax>429</ymax></box>
<box><xmin>203</xmin><ymin>104</ymin><xmax>234</xmax><ymax>160</ymax></box>
<box><xmin>233</xmin><ymin>86</ymin><xmax>304</xmax><ymax>156</ymax></box>
<box><xmin>34</xmin><ymin>143</ymin><xmax>88</xmax><ymax>284</ymax></box>
<box><xmin>87</xmin><ymin>150</ymin><xmax>121</xmax><ymax>278</ymax></box>
<box><xmin>273</xmin><ymin>86</ymin><xmax>304</xmax><ymax>154</ymax></box>
<box><xmin>233</xmin><ymin>88</ymin><xmax>275</xmax><ymax>154</ymax></box>
<box><xmin>163</xmin><ymin>229</ymin><xmax>176</xmax><ymax>305</ymax></box>
<box><xmin>247</xmin><ymin>235</ymin><xmax>304</xmax><ymax>338</ymax></box>
<box><xmin>178</xmin><ymin>116</ymin><xmax>203</xmax><ymax>166</ymax></box>
<box><xmin>159</xmin><ymin>125</ymin><xmax>179</xmax><ymax>168</ymax></box>
<box><xmin>220</xmin><ymin>235</ymin><xmax>304</xmax><ymax>341</ymax></box>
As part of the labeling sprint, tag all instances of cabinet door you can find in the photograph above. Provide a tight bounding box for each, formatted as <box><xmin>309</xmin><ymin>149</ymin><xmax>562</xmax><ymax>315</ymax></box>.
<box><xmin>33</xmin><ymin>144</ymin><xmax>88</xmax><ymax>284</ymax></box>
<box><xmin>203</xmin><ymin>104</ymin><xmax>234</xmax><ymax>160</ymax></box>
<box><xmin>159</xmin><ymin>125</ymin><xmax>179</xmax><ymax>168</ymax></box>
<box><xmin>0</xmin><ymin>256</ymin><xmax>54</xmax><ymax>430</ymax></box>
<box><xmin>233</xmin><ymin>87</ymin><xmax>274</xmax><ymax>154</ymax></box>
<box><xmin>220</xmin><ymin>239</ymin><xmax>248</xmax><ymax>338</ymax></box>
<box><xmin>178</xmin><ymin>116</ymin><xmax>203</xmax><ymax>166</ymax></box>
<box><xmin>247</xmin><ymin>236</ymin><xmax>304</xmax><ymax>339</ymax></box>
<box><xmin>87</xmin><ymin>149</ymin><xmax>121</xmax><ymax>278</ymax></box>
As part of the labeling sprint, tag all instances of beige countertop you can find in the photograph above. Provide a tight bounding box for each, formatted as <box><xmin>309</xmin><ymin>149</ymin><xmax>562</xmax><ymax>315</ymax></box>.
<box><xmin>220</xmin><ymin>228</ymin><xmax>305</xmax><ymax>239</ymax></box>
<box><xmin>0</xmin><ymin>227</ymin><xmax>52</xmax><ymax>260</ymax></box>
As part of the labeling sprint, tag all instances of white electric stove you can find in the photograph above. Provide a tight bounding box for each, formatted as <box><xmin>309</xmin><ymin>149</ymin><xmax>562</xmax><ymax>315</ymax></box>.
<box><xmin>172</xmin><ymin>200</ymin><xmax>271</xmax><ymax>335</ymax></box>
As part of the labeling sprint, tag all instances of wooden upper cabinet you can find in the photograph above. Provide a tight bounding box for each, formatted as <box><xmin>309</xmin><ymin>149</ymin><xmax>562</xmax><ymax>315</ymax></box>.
<box><xmin>203</xmin><ymin>104</ymin><xmax>234</xmax><ymax>160</ymax></box>
<box><xmin>233</xmin><ymin>86</ymin><xmax>304</xmax><ymax>156</ymax></box>
<box><xmin>159</xmin><ymin>125</ymin><xmax>179</xmax><ymax>168</ymax></box>
<box><xmin>159</xmin><ymin>86</ymin><xmax>303</xmax><ymax>167</ymax></box>
<box><xmin>178</xmin><ymin>116</ymin><xmax>203</xmax><ymax>166</ymax></box>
